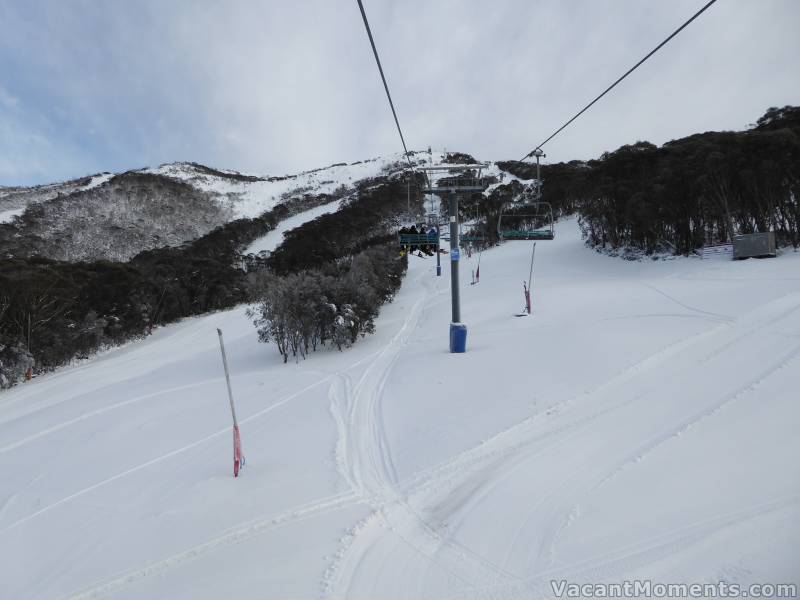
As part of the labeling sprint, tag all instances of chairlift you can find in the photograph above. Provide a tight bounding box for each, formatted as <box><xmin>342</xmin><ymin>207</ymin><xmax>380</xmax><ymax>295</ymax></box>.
<box><xmin>459</xmin><ymin>216</ymin><xmax>488</xmax><ymax>245</ymax></box>
<box><xmin>398</xmin><ymin>215</ymin><xmax>439</xmax><ymax>247</ymax></box>
<box><xmin>497</xmin><ymin>200</ymin><xmax>555</xmax><ymax>241</ymax></box>
<box><xmin>425</xmin><ymin>212</ymin><xmax>441</xmax><ymax>229</ymax></box>
<box><xmin>398</xmin><ymin>229</ymin><xmax>439</xmax><ymax>247</ymax></box>
<box><xmin>456</xmin><ymin>200</ymin><xmax>485</xmax><ymax>244</ymax></box>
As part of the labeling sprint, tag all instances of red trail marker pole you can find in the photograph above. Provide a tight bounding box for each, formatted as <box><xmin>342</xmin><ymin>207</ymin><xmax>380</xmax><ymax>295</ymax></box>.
<box><xmin>523</xmin><ymin>242</ymin><xmax>536</xmax><ymax>315</ymax></box>
<box><xmin>217</xmin><ymin>328</ymin><xmax>244</xmax><ymax>477</ymax></box>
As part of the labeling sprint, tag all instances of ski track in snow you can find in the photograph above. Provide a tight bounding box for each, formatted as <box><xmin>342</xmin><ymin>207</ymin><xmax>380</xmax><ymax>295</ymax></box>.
<box><xmin>638</xmin><ymin>281</ymin><xmax>734</xmax><ymax>322</ymax></box>
<box><xmin>325</xmin><ymin>267</ymin><xmax>520</xmax><ymax>598</ymax></box>
<box><xmin>2</xmin><ymin>211</ymin><xmax>799</xmax><ymax>599</ymax></box>
<box><xmin>325</xmin><ymin>289</ymin><xmax>800</xmax><ymax>598</ymax></box>
<box><xmin>45</xmin><ymin>352</ymin><xmax>399</xmax><ymax>596</ymax></box>
<box><xmin>0</xmin><ymin>378</ymin><xmax>223</xmax><ymax>454</ymax></box>
<box><xmin>4</xmin><ymin>366</ymin><xmax>350</xmax><ymax>533</ymax></box>
<box><xmin>530</xmin><ymin>341</ymin><xmax>800</xmax><ymax>577</ymax></box>
<box><xmin>66</xmin><ymin>491</ymin><xmax>359</xmax><ymax>600</ymax></box>
<box><xmin>537</xmin><ymin>341</ymin><xmax>800</xmax><ymax>573</ymax></box>
<box><xmin>435</xmin><ymin>495</ymin><xmax>800</xmax><ymax>599</ymax></box>
<box><xmin>0</xmin><ymin>315</ymin><xmax>224</xmax><ymax>424</ymax></box>
<box><xmin>523</xmin><ymin>294</ymin><xmax>800</xmax><ymax>574</ymax></box>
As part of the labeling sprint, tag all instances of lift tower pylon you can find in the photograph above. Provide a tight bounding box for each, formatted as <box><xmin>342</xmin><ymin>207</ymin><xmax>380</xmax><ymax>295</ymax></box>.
<box><xmin>419</xmin><ymin>162</ymin><xmax>490</xmax><ymax>352</ymax></box>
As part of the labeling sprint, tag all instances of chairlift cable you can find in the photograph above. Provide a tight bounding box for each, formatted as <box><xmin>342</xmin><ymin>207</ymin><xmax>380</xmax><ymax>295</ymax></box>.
<box><xmin>520</xmin><ymin>0</ymin><xmax>719</xmax><ymax>161</ymax></box>
<box><xmin>355</xmin><ymin>0</ymin><xmax>414</xmax><ymax>171</ymax></box>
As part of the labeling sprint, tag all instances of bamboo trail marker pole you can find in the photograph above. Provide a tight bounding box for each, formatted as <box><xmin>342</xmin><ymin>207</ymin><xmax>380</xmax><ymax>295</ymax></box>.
<box><xmin>217</xmin><ymin>328</ymin><xmax>244</xmax><ymax>477</ymax></box>
<box><xmin>525</xmin><ymin>242</ymin><xmax>537</xmax><ymax>315</ymax></box>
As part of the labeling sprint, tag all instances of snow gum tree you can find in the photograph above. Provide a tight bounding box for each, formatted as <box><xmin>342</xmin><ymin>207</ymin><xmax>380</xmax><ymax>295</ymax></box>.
<box><xmin>247</xmin><ymin>244</ymin><xmax>407</xmax><ymax>363</ymax></box>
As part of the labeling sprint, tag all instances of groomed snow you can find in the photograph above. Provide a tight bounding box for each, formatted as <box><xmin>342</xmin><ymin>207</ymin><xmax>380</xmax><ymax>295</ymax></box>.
<box><xmin>0</xmin><ymin>206</ymin><xmax>25</xmax><ymax>224</ymax></box>
<box><xmin>244</xmin><ymin>199</ymin><xmax>343</xmax><ymax>256</ymax></box>
<box><xmin>483</xmin><ymin>160</ymin><xmax>537</xmax><ymax>194</ymax></box>
<box><xmin>1</xmin><ymin>219</ymin><xmax>798</xmax><ymax>599</ymax></box>
<box><xmin>83</xmin><ymin>173</ymin><xmax>114</xmax><ymax>190</ymax></box>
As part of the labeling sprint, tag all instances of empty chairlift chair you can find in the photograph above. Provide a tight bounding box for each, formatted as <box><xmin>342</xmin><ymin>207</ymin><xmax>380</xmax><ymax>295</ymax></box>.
<box><xmin>497</xmin><ymin>201</ymin><xmax>555</xmax><ymax>241</ymax></box>
<box><xmin>459</xmin><ymin>220</ymin><xmax>487</xmax><ymax>246</ymax></box>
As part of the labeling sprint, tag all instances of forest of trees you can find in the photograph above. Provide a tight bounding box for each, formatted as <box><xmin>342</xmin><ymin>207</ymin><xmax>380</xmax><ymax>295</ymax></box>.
<box><xmin>2</xmin><ymin>106</ymin><xmax>796</xmax><ymax>385</ymax></box>
<box><xmin>248</xmin><ymin>245</ymin><xmax>406</xmax><ymax>363</ymax></box>
<box><xmin>0</xmin><ymin>172</ymin><xmax>421</xmax><ymax>386</ymax></box>
<box><xmin>249</xmin><ymin>174</ymin><xmax>423</xmax><ymax>362</ymax></box>
<box><xmin>0</xmin><ymin>173</ymin><xmax>235</xmax><ymax>262</ymax></box>
<box><xmin>499</xmin><ymin>105</ymin><xmax>800</xmax><ymax>255</ymax></box>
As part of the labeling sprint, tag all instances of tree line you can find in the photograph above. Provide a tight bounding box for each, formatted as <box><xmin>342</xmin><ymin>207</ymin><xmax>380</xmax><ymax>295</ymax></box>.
<box><xmin>248</xmin><ymin>245</ymin><xmax>406</xmax><ymax>363</ymax></box>
<box><xmin>0</xmin><ymin>172</ymin><xmax>234</xmax><ymax>262</ymax></box>
<box><xmin>0</xmin><ymin>188</ymin><xmax>348</xmax><ymax>387</ymax></box>
<box><xmin>249</xmin><ymin>173</ymin><xmax>424</xmax><ymax>362</ymax></box>
<box><xmin>6</xmin><ymin>106</ymin><xmax>795</xmax><ymax>384</ymax></box>
<box><xmin>0</xmin><ymin>169</ymin><xmax>423</xmax><ymax>387</ymax></box>
<box><xmin>499</xmin><ymin>105</ymin><xmax>800</xmax><ymax>255</ymax></box>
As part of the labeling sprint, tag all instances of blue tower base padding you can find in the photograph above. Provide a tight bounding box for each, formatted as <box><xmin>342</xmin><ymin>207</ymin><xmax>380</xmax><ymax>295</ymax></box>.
<box><xmin>449</xmin><ymin>323</ymin><xmax>467</xmax><ymax>353</ymax></box>
<box><xmin>436</xmin><ymin>265</ymin><xmax>442</xmax><ymax>276</ymax></box>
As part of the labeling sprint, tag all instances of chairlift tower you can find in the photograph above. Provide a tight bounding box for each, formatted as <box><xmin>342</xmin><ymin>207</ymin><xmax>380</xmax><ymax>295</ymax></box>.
<box><xmin>531</xmin><ymin>148</ymin><xmax>545</xmax><ymax>200</ymax></box>
<box><xmin>419</xmin><ymin>162</ymin><xmax>490</xmax><ymax>352</ymax></box>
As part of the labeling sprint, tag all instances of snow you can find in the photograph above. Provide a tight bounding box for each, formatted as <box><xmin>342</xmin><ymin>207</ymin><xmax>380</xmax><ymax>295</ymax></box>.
<box><xmin>483</xmin><ymin>160</ymin><xmax>537</xmax><ymax>195</ymax></box>
<box><xmin>146</xmin><ymin>155</ymin><xmax>414</xmax><ymax>219</ymax></box>
<box><xmin>0</xmin><ymin>206</ymin><xmax>25</xmax><ymax>224</ymax></box>
<box><xmin>244</xmin><ymin>198</ymin><xmax>343</xmax><ymax>256</ymax></box>
<box><xmin>0</xmin><ymin>173</ymin><xmax>113</xmax><ymax>225</ymax></box>
<box><xmin>1</xmin><ymin>218</ymin><xmax>799</xmax><ymax>599</ymax></box>
<box><xmin>83</xmin><ymin>173</ymin><xmax>114</xmax><ymax>190</ymax></box>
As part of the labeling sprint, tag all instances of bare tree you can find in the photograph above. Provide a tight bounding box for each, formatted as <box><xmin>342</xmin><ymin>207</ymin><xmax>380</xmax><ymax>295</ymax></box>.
<box><xmin>9</xmin><ymin>283</ymin><xmax>72</xmax><ymax>353</ymax></box>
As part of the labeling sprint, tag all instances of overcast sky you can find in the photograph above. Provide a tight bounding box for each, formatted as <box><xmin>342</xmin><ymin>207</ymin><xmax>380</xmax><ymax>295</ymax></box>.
<box><xmin>1</xmin><ymin>0</ymin><xmax>798</xmax><ymax>186</ymax></box>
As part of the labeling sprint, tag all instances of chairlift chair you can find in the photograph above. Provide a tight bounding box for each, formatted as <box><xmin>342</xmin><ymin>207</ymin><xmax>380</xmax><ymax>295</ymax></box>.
<box><xmin>398</xmin><ymin>230</ymin><xmax>439</xmax><ymax>247</ymax></box>
<box><xmin>497</xmin><ymin>200</ymin><xmax>555</xmax><ymax>241</ymax></box>
<box><xmin>459</xmin><ymin>219</ymin><xmax>487</xmax><ymax>245</ymax></box>
<box><xmin>398</xmin><ymin>215</ymin><xmax>440</xmax><ymax>247</ymax></box>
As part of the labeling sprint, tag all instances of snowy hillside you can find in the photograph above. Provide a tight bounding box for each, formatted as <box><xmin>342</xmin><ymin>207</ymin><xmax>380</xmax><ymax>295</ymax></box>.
<box><xmin>0</xmin><ymin>153</ymin><xmax>427</xmax><ymax>262</ymax></box>
<box><xmin>1</xmin><ymin>217</ymin><xmax>798</xmax><ymax>599</ymax></box>
<box><xmin>0</xmin><ymin>173</ymin><xmax>111</xmax><ymax>223</ymax></box>
<box><xmin>0</xmin><ymin>173</ymin><xmax>233</xmax><ymax>262</ymax></box>
<box><xmin>146</xmin><ymin>155</ymin><xmax>423</xmax><ymax>220</ymax></box>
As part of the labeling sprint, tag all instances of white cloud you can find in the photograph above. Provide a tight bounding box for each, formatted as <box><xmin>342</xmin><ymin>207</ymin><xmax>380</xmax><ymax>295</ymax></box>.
<box><xmin>0</xmin><ymin>86</ymin><xmax>19</xmax><ymax>109</ymax></box>
<box><xmin>1</xmin><ymin>0</ymin><xmax>799</xmax><ymax>185</ymax></box>
<box><xmin>0</xmin><ymin>117</ymin><xmax>83</xmax><ymax>183</ymax></box>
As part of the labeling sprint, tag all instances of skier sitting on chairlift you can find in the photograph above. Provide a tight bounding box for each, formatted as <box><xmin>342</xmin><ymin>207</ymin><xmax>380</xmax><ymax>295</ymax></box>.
<box><xmin>424</xmin><ymin>226</ymin><xmax>438</xmax><ymax>256</ymax></box>
<box><xmin>398</xmin><ymin>226</ymin><xmax>409</xmax><ymax>256</ymax></box>
<box><xmin>409</xmin><ymin>225</ymin><xmax>419</xmax><ymax>253</ymax></box>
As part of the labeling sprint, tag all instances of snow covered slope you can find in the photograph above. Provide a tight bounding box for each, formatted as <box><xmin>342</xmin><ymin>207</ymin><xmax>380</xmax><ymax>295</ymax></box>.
<box><xmin>0</xmin><ymin>173</ymin><xmax>111</xmax><ymax>224</ymax></box>
<box><xmin>0</xmin><ymin>206</ymin><xmax>25</xmax><ymax>224</ymax></box>
<box><xmin>0</xmin><ymin>153</ymin><xmax>423</xmax><ymax>261</ymax></box>
<box><xmin>1</xmin><ymin>219</ymin><xmax>798</xmax><ymax>599</ymax></box>
<box><xmin>147</xmin><ymin>154</ymin><xmax>420</xmax><ymax>219</ymax></box>
<box><xmin>244</xmin><ymin>198</ymin><xmax>343</xmax><ymax>256</ymax></box>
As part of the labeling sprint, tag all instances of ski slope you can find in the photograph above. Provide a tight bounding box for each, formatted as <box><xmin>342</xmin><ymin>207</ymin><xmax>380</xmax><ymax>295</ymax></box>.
<box><xmin>0</xmin><ymin>206</ymin><xmax>25</xmax><ymax>224</ymax></box>
<box><xmin>147</xmin><ymin>154</ymin><xmax>416</xmax><ymax>220</ymax></box>
<box><xmin>244</xmin><ymin>199</ymin><xmax>343</xmax><ymax>256</ymax></box>
<box><xmin>1</xmin><ymin>219</ymin><xmax>799</xmax><ymax>599</ymax></box>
